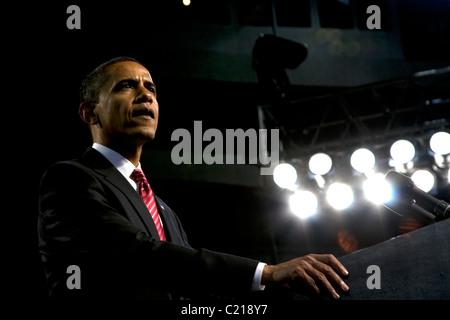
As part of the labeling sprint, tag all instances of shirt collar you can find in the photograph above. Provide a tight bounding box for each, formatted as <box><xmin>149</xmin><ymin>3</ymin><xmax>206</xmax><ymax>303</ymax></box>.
<box><xmin>92</xmin><ymin>143</ymin><xmax>141</xmax><ymax>185</ymax></box>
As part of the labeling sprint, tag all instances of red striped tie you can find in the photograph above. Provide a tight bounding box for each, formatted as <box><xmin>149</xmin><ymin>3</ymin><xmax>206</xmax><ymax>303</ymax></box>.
<box><xmin>130</xmin><ymin>168</ymin><xmax>166</xmax><ymax>241</ymax></box>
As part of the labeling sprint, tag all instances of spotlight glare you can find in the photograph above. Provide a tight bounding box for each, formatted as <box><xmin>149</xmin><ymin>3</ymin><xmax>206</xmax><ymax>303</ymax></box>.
<box><xmin>182</xmin><ymin>0</ymin><xmax>191</xmax><ymax>6</ymax></box>
<box><xmin>363</xmin><ymin>173</ymin><xmax>392</xmax><ymax>204</ymax></box>
<box><xmin>314</xmin><ymin>174</ymin><xmax>326</xmax><ymax>189</ymax></box>
<box><xmin>351</xmin><ymin>148</ymin><xmax>375</xmax><ymax>173</ymax></box>
<box><xmin>326</xmin><ymin>182</ymin><xmax>354</xmax><ymax>210</ymax></box>
<box><xmin>434</xmin><ymin>154</ymin><xmax>445</xmax><ymax>168</ymax></box>
<box><xmin>411</xmin><ymin>169</ymin><xmax>435</xmax><ymax>193</ymax></box>
<box><xmin>430</xmin><ymin>131</ymin><xmax>450</xmax><ymax>155</ymax></box>
<box><xmin>289</xmin><ymin>190</ymin><xmax>318</xmax><ymax>219</ymax></box>
<box><xmin>390</xmin><ymin>139</ymin><xmax>415</xmax><ymax>164</ymax></box>
<box><xmin>273</xmin><ymin>163</ymin><xmax>297</xmax><ymax>190</ymax></box>
<box><xmin>309</xmin><ymin>153</ymin><xmax>333</xmax><ymax>176</ymax></box>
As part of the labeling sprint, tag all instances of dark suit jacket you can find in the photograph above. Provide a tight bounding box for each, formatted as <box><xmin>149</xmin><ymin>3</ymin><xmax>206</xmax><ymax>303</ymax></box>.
<box><xmin>38</xmin><ymin>148</ymin><xmax>259</xmax><ymax>300</ymax></box>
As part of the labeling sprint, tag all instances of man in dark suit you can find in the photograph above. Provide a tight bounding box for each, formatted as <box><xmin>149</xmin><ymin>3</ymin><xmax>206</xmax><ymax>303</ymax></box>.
<box><xmin>38</xmin><ymin>57</ymin><xmax>349</xmax><ymax>300</ymax></box>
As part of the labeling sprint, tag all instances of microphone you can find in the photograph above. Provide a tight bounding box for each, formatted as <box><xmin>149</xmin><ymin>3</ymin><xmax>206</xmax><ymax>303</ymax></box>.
<box><xmin>384</xmin><ymin>170</ymin><xmax>450</xmax><ymax>221</ymax></box>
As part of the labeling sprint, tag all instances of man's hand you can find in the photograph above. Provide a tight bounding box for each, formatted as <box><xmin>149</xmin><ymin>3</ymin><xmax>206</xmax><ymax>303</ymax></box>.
<box><xmin>262</xmin><ymin>254</ymin><xmax>349</xmax><ymax>299</ymax></box>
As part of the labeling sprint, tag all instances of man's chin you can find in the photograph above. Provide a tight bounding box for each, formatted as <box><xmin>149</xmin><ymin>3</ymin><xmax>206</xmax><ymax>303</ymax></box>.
<box><xmin>127</xmin><ymin>128</ymin><xmax>157</xmax><ymax>144</ymax></box>
<box><xmin>136</xmin><ymin>132</ymin><xmax>156</xmax><ymax>144</ymax></box>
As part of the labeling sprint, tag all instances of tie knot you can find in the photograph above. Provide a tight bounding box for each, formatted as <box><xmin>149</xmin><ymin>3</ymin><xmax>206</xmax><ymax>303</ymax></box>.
<box><xmin>130</xmin><ymin>168</ymin><xmax>147</xmax><ymax>184</ymax></box>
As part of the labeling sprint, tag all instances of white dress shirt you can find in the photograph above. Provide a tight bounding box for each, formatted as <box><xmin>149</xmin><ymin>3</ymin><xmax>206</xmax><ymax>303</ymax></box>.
<box><xmin>92</xmin><ymin>142</ymin><xmax>140</xmax><ymax>191</ymax></box>
<box><xmin>91</xmin><ymin>143</ymin><xmax>266</xmax><ymax>292</ymax></box>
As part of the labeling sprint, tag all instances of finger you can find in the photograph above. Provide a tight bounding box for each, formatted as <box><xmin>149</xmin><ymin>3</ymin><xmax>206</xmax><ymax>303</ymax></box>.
<box><xmin>316</xmin><ymin>261</ymin><xmax>350</xmax><ymax>293</ymax></box>
<box><xmin>289</xmin><ymin>263</ymin><xmax>322</xmax><ymax>297</ymax></box>
<box><xmin>310</xmin><ymin>258</ymin><xmax>350</xmax><ymax>293</ymax></box>
<box><xmin>305</xmin><ymin>268</ymin><xmax>341</xmax><ymax>299</ymax></box>
<box><xmin>301</xmin><ymin>272</ymin><xmax>321</xmax><ymax>297</ymax></box>
<box><xmin>313</xmin><ymin>254</ymin><xmax>349</xmax><ymax>277</ymax></box>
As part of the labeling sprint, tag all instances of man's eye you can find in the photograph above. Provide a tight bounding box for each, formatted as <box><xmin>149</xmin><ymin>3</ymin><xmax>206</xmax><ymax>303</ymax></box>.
<box><xmin>115</xmin><ymin>83</ymin><xmax>134</xmax><ymax>91</ymax></box>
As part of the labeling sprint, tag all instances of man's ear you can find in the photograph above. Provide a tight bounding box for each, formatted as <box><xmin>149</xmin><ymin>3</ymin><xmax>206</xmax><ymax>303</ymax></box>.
<box><xmin>79</xmin><ymin>102</ymin><xmax>100</xmax><ymax>126</ymax></box>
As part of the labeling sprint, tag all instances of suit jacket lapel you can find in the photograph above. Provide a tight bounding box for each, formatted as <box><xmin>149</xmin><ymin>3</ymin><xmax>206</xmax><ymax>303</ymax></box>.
<box><xmin>80</xmin><ymin>148</ymin><xmax>161</xmax><ymax>239</ymax></box>
<box><xmin>154</xmin><ymin>197</ymin><xmax>180</xmax><ymax>245</ymax></box>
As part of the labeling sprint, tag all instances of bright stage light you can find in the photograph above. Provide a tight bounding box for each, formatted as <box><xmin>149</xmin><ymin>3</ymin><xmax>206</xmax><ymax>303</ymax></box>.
<box><xmin>430</xmin><ymin>131</ymin><xmax>450</xmax><ymax>155</ymax></box>
<box><xmin>351</xmin><ymin>148</ymin><xmax>375</xmax><ymax>173</ymax></box>
<box><xmin>309</xmin><ymin>153</ymin><xmax>332</xmax><ymax>176</ymax></box>
<box><xmin>390</xmin><ymin>139</ymin><xmax>415</xmax><ymax>164</ymax></box>
<box><xmin>273</xmin><ymin>163</ymin><xmax>297</xmax><ymax>190</ymax></box>
<box><xmin>289</xmin><ymin>190</ymin><xmax>318</xmax><ymax>219</ymax></box>
<box><xmin>326</xmin><ymin>182</ymin><xmax>354</xmax><ymax>210</ymax></box>
<box><xmin>434</xmin><ymin>154</ymin><xmax>446</xmax><ymax>169</ymax></box>
<box><xmin>314</xmin><ymin>174</ymin><xmax>326</xmax><ymax>189</ymax></box>
<box><xmin>363</xmin><ymin>173</ymin><xmax>392</xmax><ymax>204</ymax></box>
<box><xmin>411</xmin><ymin>169</ymin><xmax>435</xmax><ymax>193</ymax></box>
<box><xmin>182</xmin><ymin>0</ymin><xmax>191</xmax><ymax>6</ymax></box>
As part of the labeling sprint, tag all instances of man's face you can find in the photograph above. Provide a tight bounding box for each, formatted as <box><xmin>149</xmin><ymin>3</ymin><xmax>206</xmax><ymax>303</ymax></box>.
<box><xmin>94</xmin><ymin>61</ymin><xmax>159</xmax><ymax>145</ymax></box>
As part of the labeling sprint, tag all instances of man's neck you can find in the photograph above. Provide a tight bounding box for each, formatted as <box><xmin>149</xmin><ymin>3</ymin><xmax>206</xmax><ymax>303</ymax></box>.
<box><xmin>93</xmin><ymin>139</ymin><xmax>143</xmax><ymax>167</ymax></box>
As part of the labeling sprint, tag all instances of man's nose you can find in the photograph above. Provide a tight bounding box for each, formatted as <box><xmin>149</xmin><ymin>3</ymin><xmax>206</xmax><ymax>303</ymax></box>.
<box><xmin>135</xmin><ymin>85</ymin><xmax>153</xmax><ymax>103</ymax></box>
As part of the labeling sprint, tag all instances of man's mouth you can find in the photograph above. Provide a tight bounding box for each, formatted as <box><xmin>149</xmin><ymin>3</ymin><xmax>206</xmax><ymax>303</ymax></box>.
<box><xmin>132</xmin><ymin>108</ymin><xmax>155</xmax><ymax>119</ymax></box>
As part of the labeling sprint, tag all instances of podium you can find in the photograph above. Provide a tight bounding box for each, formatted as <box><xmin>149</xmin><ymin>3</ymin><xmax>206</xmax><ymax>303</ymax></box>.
<box><xmin>337</xmin><ymin>218</ymin><xmax>450</xmax><ymax>299</ymax></box>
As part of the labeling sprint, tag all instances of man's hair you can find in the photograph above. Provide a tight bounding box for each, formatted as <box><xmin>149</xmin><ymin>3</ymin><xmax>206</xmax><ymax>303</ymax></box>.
<box><xmin>79</xmin><ymin>56</ymin><xmax>143</xmax><ymax>104</ymax></box>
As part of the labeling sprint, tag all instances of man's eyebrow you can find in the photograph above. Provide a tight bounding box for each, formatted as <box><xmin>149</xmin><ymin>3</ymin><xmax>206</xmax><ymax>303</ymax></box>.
<box><xmin>114</xmin><ymin>78</ymin><xmax>157</xmax><ymax>91</ymax></box>
<box><xmin>113</xmin><ymin>78</ymin><xmax>137</xmax><ymax>87</ymax></box>
<box><xmin>144</xmin><ymin>80</ymin><xmax>157</xmax><ymax>91</ymax></box>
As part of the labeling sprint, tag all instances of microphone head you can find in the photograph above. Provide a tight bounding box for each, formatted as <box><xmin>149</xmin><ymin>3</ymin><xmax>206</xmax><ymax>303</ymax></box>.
<box><xmin>383</xmin><ymin>170</ymin><xmax>415</xmax><ymax>216</ymax></box>
<box><xmin>384</xmin><ymin>170</ymin><xmax>443</xmax><ymax>223</ymax></box>
<box><xmin>385</xmin><ymin>170</ymin><xmax>415</xmax><ymax>190</ymax></box>
<box><xmin>385</xmin><ymin>170</ymin><xmax>417</xmax><ymax>197</ymax></box>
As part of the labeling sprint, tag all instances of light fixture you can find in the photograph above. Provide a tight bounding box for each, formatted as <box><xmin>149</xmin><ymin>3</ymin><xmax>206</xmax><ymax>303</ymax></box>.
<box><xmin>314</xmin><ymin>174</ymin><xmax>326</xmax><ymax>189</ymax></box>
<box><xmin>363</xmin><ymin>173</ymin><xmax>392</xmax><ymax>204</ymax></box>
<box><xmin>252</xmin><ymin>34</ymin><xmax>308</xmax><ymax>102</ymax></box>
<box><xmin>309</xmin><ymin>153</ymin><xmax>333</xmax><ymax>176</ymax></box>
<box><xmin>390</xmin><ymin>139</ymin><xmax>416</xmax><ymax>164</ymax></box>
<box><xmin>430</xmin><ymin>131</ymin><xmax>450</xmax><ymax>155</ymax></box>
<box><xmin>411</xmin><ymin>169</ymin><xmax>435</xmax><ymax>193</ymax></box>
<box><xmin>351</xmin><ymin>148</ymin><xmax>375</xmax><ymax>174</ymax></box>
<box><xmin>273</xmin><ymin>163</ymin><xmax>297</xmax><ymax>190</ymax></box>
<box><xmin>433</xmin><ymin>153</ymin><xmax>449</xmax><ymax>170</ymax></box>
<box><xmin>289</xmin><ymin>190</ymin><xmax>318</xmax><ymax>219</ymax></box>
<box><xmin>326</xmin><ymin>182</ymin><xmax>354</xmax><ymax>211</ymax></box>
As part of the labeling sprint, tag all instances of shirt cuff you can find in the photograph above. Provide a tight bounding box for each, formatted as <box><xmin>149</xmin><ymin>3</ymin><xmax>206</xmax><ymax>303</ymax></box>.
<box><xmin>251</xmin><ymin>262</ymin><xmax>267</xmax><ymax>292</ymax></box>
